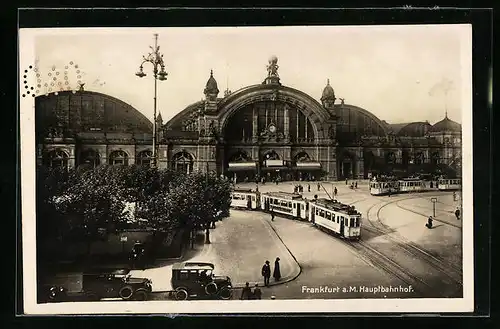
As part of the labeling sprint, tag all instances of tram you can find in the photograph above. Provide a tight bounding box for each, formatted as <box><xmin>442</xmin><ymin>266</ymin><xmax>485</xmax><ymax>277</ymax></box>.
<box><xmin>260</xmin><ymin>191</ymin><xmax>309</xmax><ymax>220</ymax></box>
<box><xmin>309</xmin><ymin>198</ymin><xmax>361</xmax><ymax>240</ymax></box>
<box><xmin>230</xmin><ymin>188</ymin><xmax>260</xmax><ymax>210</ymax></box>
<box><xmin>437</xmin><ymin>178</ymin><xmax>462</xmax><ymax>191</ymax></box>
<box><xmin>369</xmin><ymin>179</ymin><xmax>399</xmax><ymax>196</ymax></box>
<box><xmin>397</xmin><ymin>178</ymin><xmax>429</xmax><ymax>193</ymax></box>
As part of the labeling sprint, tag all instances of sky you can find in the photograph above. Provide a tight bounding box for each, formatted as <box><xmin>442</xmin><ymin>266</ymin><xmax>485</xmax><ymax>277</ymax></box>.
<box><xmin>32</xmin><ymin>25</ymin><xmax>470</xmax><ymax>125</ymax></box>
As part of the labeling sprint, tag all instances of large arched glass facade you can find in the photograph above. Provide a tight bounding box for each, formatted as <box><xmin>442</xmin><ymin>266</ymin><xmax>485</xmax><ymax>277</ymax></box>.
<box><xmin>335</xmin><ymin>106</ymin><xmax>387</xmax><ymax>144</ymax></box>
<box><xmin>223</xmin><ymin>101</ymin><xmax>315</xmax><ymax>143</ymax></box>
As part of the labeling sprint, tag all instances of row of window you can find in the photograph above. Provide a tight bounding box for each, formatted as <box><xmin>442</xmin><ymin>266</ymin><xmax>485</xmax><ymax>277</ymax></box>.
<box><xmin>42</xmin><ymin>148</ymin><xmax>196</xmax><ymax>172</ymax></box>
<box><xmin>438</xmin><ymin>179</ymin><xmax>461</xmax><ymax>185</ymax></box>
<box><xmin>232</xmin><ymin>194</ymin><xmax>255</xmax><ymax>201</ymax></box>
<box><xmin>314</xmin><ymin>206</ymin><xmax>361</xmax><ymax>227</ymax></box>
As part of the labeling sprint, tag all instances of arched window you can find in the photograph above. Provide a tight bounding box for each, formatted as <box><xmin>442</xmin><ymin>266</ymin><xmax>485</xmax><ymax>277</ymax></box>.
<box><xmin>385</xmin><ymin>152</ymin><xmax>396</xmax><ymax>164</ymax></box>
<box><xmin>414</xmin><ymin>152</ymin><xmax>424</xmax><ymax>165</ymax></box>
<box><xmin>137</xmin><ymin>150</ymin><xmax>153</xmax><ymax>167</ymax></box>
<box><xmin>44</xmin><ymin>149</ymin><xmax>69</xmax><ymax>170</ymax></box>
<box><xmin>80</xmin><ymin>149</ymin><xmax>101</xmax><ymax>168</ymax></box>
<box><xmin>229</xmin><ymin>151</ymin><xmax>249</xmax><ymax>162</ymax></box>
<box><xmin>431</xmin><ymin>152</ymin><xmax>440</xmax><ymax>165</ymax></box>
<box><xmin>264</xmin><ymin>151</ymin><xmax>280</xmax><ymax>160</ymax></box>
<box><xmin>172</xmin><ymin>151</ymin><xmax>194</xmax><ymax>174</ymax></box>
<box><xmin>109</xmin><ymin>150</ymin><xmax>129</xmax><ymax>166</ymax></box>
<box><xmin>294</xmin><ymin>151</ymin><xmax>311</xmax><ymax>162</ymax></box>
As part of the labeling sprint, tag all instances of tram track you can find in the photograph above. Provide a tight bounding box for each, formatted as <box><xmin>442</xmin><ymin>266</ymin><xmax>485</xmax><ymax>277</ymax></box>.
<box><xmin>344</xmin><ymin>239</ymin><xmax>433</xmax><ymax>296</ymax></box>
<box><xmin>359</xmin><ymin>195</ymin><xmax>463</xmax><ymax>288</ymax></box>
<box><xmin>394</xmin><ymin>201</ymin><xmax>462</xmax><ymax>229</ymax></box>
<box><xmin>337</xmin><ymin>193</ymin><xmax>462</xmax><ymax>297</ymax></box>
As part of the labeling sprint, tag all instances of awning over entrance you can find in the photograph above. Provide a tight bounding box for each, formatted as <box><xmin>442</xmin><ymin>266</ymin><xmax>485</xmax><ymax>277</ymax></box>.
<box><xmin>293</xmin><ymin>162</ymin><xmax>322</xmax><ymax>170</ymax></box>
<box><xmin>264</xmin><ymin>159</ymin><xmax>284</xmax><ymax>167</ymax></box>
<box><xmin>227</xmin><ymin>162</ymin><xmax>257</xmax><ymax>172</ymax></box>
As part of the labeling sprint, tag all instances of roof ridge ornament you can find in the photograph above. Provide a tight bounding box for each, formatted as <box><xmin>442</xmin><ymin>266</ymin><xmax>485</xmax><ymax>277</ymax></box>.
<box><xmin>263</xmin><ymin>55</ymin><xmax>281</xmax><ymax>85</ymax></box>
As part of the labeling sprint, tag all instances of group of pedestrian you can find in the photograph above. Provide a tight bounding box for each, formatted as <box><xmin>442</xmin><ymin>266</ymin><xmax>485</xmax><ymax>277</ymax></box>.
<box><xmin>261</xmin><ymin>258</ymin><xmax>281</xmax><ymax>287</ymax></box>
<box><xmin>294</xmin><ymin>184</ymin><xmax>305</xmax><ymax>193</ymax></box>
<box><xmin>240</xmin><ymin>282</ymin><xmax>262</xmax><ymax>300</ymax></box>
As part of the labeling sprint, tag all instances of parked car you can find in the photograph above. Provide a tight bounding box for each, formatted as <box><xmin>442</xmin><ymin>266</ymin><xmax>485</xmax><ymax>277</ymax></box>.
<box><xmin>82</xmin><ymin>267</ymin><xmax>153</xmax><ymax>301</ymax></box>
<box><xmin>170</xmin><ymin>262</ymin><xmax>233</xmax><ymax>300</ymax></box>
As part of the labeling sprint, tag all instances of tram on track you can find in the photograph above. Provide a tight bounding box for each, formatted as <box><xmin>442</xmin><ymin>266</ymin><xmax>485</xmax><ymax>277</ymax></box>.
<box><xmin>370</xmin><ymin>179</ymin><xmax>399</xmax><ymax>196</ymax></box>
<box><xmin>260</xmin><ymin>191</ymin><xmax>309</xmax><ymax>220</ymax></box>
<box><xmin>230</xmin><ymin>188</ymin><xmax>260</xmax><ymax>210</ymax></box>
<box><xmin>309</xmin><ymin>198</ymin><xmax>362</xmax><ymax>240</ymax></box>
<box><xmin>437</xmin><ymin>178</ymin><xmax>462</xmax><ymax>191</ymax></box>
<box><xmin>369</xmin><ymin>175</ymin><xmax>459</xmax><ymax>196</ymax></box>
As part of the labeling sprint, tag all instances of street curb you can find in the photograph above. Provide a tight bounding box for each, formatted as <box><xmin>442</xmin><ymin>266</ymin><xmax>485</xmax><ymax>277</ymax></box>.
<box><xmin>242</xmin><ymin>218</ymin><xmax>302</xmax><ymax>289</ymax></box>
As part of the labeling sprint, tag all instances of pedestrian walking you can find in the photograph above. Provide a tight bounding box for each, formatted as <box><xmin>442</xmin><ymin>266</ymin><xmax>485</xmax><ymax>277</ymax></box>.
<box><xmin>345</xmin><ymin>179</ymin><xmax>348</xmax><ymax>185</ymax></box>
<box><xmin>455</xmin><ymin>207</ymin><xmax>460</xmax><ymax>220</ymax></box>
<box><xmin>261</xmin><ymin>261</ymin><xmax>271</xmax><ymax>287</ymax></box>
<box><xmin>252</xmin><ymin>284</ymin><xmax>262</xmax><ymax>300</ymax></box>
<box><xmin>271</xmin><ymin>208</ymin><xmax>275</xmax><ymax>221</ymax></box>
<box><xmin>426</xmin><ymin>216</ymin><xmax>433</xmax><ymax>229</ymax></box>
<box><xmin>240</xmin><ymin>282</ymin><xmax>252</xmax><ymax>300</ymax></box>
<box><xmin>334</xmin><ymin>187</ymin><xmax>338</xmax><ymax>197</ymax></box>
<box><xmin>355</xmin><ymin>181</ymin><xmax>358</xmax><ymax>189</ymax></box>
<box><xmin>273</xmin><ymin>257</ymin><xmax>281</xmax><ymax>281</ymax></box>
<box><xmin>317</xmin><ymin>183</ymin><xmax>321</xmax><ymax>191</ymax></box>
<box><xmin>308</xmin><ymin>184</ymin><xmax>311</xmax><ymax>192</ymax></box>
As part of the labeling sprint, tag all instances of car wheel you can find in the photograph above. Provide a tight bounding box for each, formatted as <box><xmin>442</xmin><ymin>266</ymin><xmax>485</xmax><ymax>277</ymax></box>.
<box><xmin>175</xmin><ymin>288</ymin><xmax>188</xmax><ymax>301</ymax></box>
<box><xmin>119</xmin><ymin>286</ymin><xmax>134</xmax><ymax>300</ymax></box>
<box><xmin>205</xmin><ymin>282</ymin><xmax>218</xmax><ymax>295</ymax></box>
<box><xmin>133</xmin><ymin>289</ymin><xmax>148</xmax><ymax>301</ymax></box>
<box><xmin>85</xmin><ymin>292</ymin><xmax>100</xmax><ymax>301</ymax></box>
<box><xmin>218</xmin><ymin>286</ymin><xmax>233</xmax><ymax>300</ymax></box>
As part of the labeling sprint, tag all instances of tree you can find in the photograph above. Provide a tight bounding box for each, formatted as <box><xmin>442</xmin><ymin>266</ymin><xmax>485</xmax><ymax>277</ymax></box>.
<box><xmin>54</xmin><ymin>165</ymin><xmax>129</xmax><ymax>254</ymax></box>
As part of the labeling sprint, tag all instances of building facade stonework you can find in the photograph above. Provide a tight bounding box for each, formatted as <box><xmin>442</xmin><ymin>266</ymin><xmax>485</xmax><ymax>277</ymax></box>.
<box><xmin>36</xmin><ymin>56</ymin><xmax>462</xmax><ymax>181</ymax></box>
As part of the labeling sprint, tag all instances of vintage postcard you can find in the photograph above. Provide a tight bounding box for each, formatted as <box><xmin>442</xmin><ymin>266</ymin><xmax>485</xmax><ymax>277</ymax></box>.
<box><xmin>19</xmin><ymin>24</ymin><xmax>473</xmax><ymax>314</ymax></box>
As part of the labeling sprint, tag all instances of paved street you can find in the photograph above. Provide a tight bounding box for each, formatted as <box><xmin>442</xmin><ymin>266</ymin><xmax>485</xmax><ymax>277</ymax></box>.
<box><xmin>130</xmin><ymin>209</ymin><xmax>300</xmax><ymax>292</ymax></box>
<box><xmin>232</xmin><ymin>180</ymin><xmax>463</xmax><ymax>299</ymax></box>
<box><xmin>41</xmin><ymin>180</ymin><xmax>463</xmax><ymax>301</ymax></box>
<box><xmin>252</xmin><ymin>211</ymin><xmax>412</xmax><ymax>300</ymax></box>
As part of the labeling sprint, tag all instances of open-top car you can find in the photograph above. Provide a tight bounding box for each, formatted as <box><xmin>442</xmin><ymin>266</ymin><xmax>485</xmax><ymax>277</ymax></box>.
<box><xmin>170</xmin><ymin>262</ymin><xmax>233</xmax><ymax>300</ymax></box>
<box><xmin>82</xmin><ymin>267</ymin><xmax>153</xmax><ymax>301</ymax></box>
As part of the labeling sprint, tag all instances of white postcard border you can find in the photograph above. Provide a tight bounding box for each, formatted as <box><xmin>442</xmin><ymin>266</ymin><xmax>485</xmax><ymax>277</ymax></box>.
<box><xmin>19</xmin><ymin>25</ymin><xmax>474</xmax><ymax>315</ymax></box>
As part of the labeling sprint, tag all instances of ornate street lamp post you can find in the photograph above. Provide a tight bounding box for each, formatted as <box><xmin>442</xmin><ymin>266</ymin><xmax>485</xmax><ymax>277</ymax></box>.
<box><xmin>135</xmin><ymin>33</ymin><xmax>168</xmax><ymax>167</ymax></box>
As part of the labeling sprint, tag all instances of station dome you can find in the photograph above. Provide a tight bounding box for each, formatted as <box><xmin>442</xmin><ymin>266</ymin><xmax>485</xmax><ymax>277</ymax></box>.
<box><xmin>431</xmin><ymin>114</ymin><xmax>461</xmax><ymax>132</ymax></box>
<box><xmin>35</xmin><ymin>90</ymin><xmax>153</xmax><ymax>136</ymax></box>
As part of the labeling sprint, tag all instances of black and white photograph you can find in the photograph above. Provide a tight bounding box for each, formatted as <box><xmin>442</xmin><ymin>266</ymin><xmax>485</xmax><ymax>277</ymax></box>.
<box><xmin>19</xmin><ymin>24</ymin><xmax>473</xmax><ymax>314</ymax></box>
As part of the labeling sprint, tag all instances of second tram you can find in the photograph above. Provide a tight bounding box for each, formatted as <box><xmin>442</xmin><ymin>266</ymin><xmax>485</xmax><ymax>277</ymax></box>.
<box><xmin>260</xmin><ymin>191</ymin><xmax>309</xmax><ymax>220</ymax></box>
<box><xmin>230</xmin><ymin>189</ymin><xmax>260</xmax><ymax>210</ymax></box>
<box><xmin>437</xmin><ymin>178</ymin><xmax>462</xmax><ymax>191</ymax></box>
<box><xmin>370</xmin><ymin>180</ymin><xmax>399</xmax><ymax>196</ymax></box>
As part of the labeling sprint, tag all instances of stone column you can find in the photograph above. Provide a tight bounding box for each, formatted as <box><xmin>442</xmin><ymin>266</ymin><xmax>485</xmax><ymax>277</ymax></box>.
<box><xmin>252</xmin><ymin>106</ymin><xmax>258</xmax><ymax>139</ymax></box>
<box><xmin>305</xmin><ymin>116</ymin><xmax>308</xmax><ymax>140</ymax></box>
<box><xmin>68</xmin><ymin>145</ymin><xmax>76</xmax><ymax>169</ymax></box>
<box><xmin>284</xmin><ymin>105</ymin><xmax>289</xmax><ymax>142</ymax></box>
<box><xmin>357</xmin><ymin>148</ymin><xmax>364</xmax><ymax>179</ymax></box>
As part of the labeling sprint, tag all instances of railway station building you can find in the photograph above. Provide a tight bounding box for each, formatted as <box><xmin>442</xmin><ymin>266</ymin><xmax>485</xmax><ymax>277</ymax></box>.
<box><xmin>35</xmin><ymin>56</ymin><xmax>462</xmax><ymax>181</ymax></box>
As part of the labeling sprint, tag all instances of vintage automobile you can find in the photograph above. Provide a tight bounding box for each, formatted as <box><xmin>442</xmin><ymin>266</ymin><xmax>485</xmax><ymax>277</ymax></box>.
<box><xmin>170</xmin><ymin>262</ymin><xmax>233</xmax><ymax>300</ymax></box>
<box><xmin>81</xmin><ymin>267</ymin><xmax>153</xmax><ymax>301</ymax></box>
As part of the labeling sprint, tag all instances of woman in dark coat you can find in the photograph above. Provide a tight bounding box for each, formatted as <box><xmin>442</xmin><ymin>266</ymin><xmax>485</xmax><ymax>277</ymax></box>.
<box><xmin>273</xmin><ymin>257</ymin><xmax>281</xmax><ymax>281</ymax></box>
